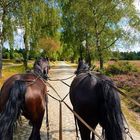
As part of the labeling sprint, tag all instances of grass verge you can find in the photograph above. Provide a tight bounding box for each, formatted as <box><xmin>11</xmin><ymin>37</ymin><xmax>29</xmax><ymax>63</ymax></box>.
<box><xmin>122</xmin><ymin>99</ymin><xmax>140</xmax><ymax>132</ymax></box>
<box><xmin>0</xmin><ymin>65</ymin><xmax>25</xmax><ymax>87</ymax></box>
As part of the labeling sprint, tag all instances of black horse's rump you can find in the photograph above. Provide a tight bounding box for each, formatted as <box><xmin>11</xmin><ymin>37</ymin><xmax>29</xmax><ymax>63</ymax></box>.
<box><xmin>70</xmin><ymin>60</ymin><xmax>126</xmax><ymax>140</ymax></box>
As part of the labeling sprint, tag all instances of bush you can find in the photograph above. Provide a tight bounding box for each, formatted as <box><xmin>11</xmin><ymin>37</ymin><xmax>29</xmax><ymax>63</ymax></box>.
<box><xmin>13</xmin><ymin>52</ymin><xmax>23</xmax><ymax>63</ymax></box>
<box><xmin>106</xmin><ymin>61</ymin><xmax>137</xmax><ymax>74</ymax></box>
<box><xmin>3</xmin><ymin>52</ymin><xmax>10</xmax><ymax>59</ymax></box>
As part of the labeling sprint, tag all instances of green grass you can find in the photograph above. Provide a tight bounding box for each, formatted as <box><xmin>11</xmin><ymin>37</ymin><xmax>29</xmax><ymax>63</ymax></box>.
<box><xmin>4</xmin><ymin>65</ymin><xmax>25</xmax><ymax>73</ymax></box>
<box><xmin>0</xmin><ymin>65</ymin><xmax>25</xmax><ymax>87</ymax></box>
<box><xmin>122</xmin><ymin>101</ymin><xmax>140</xmax><ymax>132</ymax></box>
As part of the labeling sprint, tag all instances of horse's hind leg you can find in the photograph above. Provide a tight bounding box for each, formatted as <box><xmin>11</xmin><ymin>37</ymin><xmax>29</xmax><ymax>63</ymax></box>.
<box><xmin>77</xmin><ymin>120</ymin><xmax>91</xmax><ymax>140</ymax></box>
<box><xmin>29</xmin><ymin>122</ymin><xmax>42</xmax><ymax>140</ymax></box>
<box><xmin>29</xmin><ymin>114</ymin><xmax>44</xmax><ymax>140</ymax></box>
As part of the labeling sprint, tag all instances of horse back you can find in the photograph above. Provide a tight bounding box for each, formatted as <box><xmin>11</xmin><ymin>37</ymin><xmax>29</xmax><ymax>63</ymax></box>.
<box><xmin>70</xmin><ymin>72</ymin><xmax>114</xmax><ymax>114</ymax></box>
<box><xmin>70</xmin><ymin>73</ymin><xmax>100</xmax><ymax>114</ymax></box>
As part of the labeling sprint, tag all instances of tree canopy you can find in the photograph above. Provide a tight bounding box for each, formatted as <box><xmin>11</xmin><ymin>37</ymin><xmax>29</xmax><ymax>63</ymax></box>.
<box><xmin>59</xmin><ymin>0</ymin><xmax>140</xmax><ymax>69</ymax></box>
<box><xmin>0</xmin><ymin>0</ymin><xmax>60</xmax><ymax>74</ymax></box>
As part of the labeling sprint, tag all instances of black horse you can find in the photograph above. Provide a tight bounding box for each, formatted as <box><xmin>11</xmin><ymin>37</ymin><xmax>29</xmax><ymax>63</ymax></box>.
<box><xmin>0</xmin><ymin>57</ymin><xmax>50</xmax><ymax>140</ymax></box>
<box><xmin>70</xmin><ymin>59</ymin><xmax>126</xmax><ymax>140</ymax></box>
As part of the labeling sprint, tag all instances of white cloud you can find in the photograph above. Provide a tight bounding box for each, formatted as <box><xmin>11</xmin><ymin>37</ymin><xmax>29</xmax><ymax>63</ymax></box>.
<box><xmin>134</xmin><ymin>0</ymin><xmax>140</xmax><ymax>11</ymax></box>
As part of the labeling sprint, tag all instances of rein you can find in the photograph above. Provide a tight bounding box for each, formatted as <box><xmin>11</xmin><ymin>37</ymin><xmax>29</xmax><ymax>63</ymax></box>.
<box><xmin>48</xmin><ymin>74</ymin><xmax>75</xmax><ymax>87</ymax></box>
<box><xmin>48</xmin><ymin>74</ymin><xmax>75</xmax><ymax>81</ymax></box>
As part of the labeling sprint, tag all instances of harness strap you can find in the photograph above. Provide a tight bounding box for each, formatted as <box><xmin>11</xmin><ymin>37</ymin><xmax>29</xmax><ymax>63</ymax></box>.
<box><xmin>48</xmin><ymin>74</ymin><xmax>75</xmax><ymax>81</ymax></box>
<box><xmin>125</xmin><ymin>128</ymin><xmax>134</xmax><ymax>140</ymax></box>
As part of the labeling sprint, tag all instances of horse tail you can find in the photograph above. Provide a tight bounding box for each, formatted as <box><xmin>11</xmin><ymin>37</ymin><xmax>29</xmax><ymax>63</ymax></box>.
<box><xmin>99</xmin><ymin>80</ymin><xmax>126</xmax><ymax>140</ymax></box>
<box><xmin>0</xmin><ymin>80</ymin><xmax>26</xmax><ymax>139</ymax></box>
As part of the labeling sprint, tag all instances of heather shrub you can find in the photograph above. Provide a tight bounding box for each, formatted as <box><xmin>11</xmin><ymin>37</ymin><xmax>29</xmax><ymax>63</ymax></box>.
<box><xmin>106</xmin><ymin>61</ymin><xmax>137</xmax><ymax>74</ymax></box>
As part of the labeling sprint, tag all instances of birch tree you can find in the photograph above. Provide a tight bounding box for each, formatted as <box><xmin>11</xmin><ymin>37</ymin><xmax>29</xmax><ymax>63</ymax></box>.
<box><xmin>0</xmin><ymin>0</ymin><xmax>19</xmax><ymax>77</ymax></box>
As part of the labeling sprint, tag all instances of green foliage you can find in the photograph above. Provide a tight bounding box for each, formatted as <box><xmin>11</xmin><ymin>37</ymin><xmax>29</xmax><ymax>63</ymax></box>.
<box><xmin>19</xmin><ymin>0</ymin><xmax>59</xmax><ymax>42</ymax></box>
<box><xmin>111</xmin><ymin>51</ymin><xmax>140</xmax><ymax>60</ymax></box>
<box><xmin>4</xmin><ymin>65</ymin><xmax>25</xmax><ymax>73</ymax></box>
<box><xmin>59</xmin><ymin>0</ymin><xmax>139</xmax><ymax>69</ymax></box>
<box><xmin>13</xmin><ymin>52</ymin><xmax>23</xmax><ymax>63</ymax></box>
<box><xmin>2</xmin><ymin>48</ymin><xmax>9</xmax><ymax>59</ymax></box>
<box><xmin>3</xmin><ymin>52</ymin><xmax>10</xmax><ymax>59</ymax></box>
<box><xmin>106</xmin><ymin>61</ymin><xmax>137</xmax><ymax>74</ymax></box>
<box><xmin>29</xmin><ymin>49</ymin><xmax>40</xmax><ymax>60</ymax></box>
<box><xmin>2</xmin><ymin>0</ymin><xmax>60</xmax><ymax>70</ymax></box>
<box><xmin>120</xmin><ymin>52</ymin><xmax>140</xmax><ymax>60</ymax></box>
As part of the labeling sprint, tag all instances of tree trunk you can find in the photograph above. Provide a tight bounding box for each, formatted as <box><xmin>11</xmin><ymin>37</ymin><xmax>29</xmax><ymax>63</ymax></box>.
<box><xmin>0</xmin><ymin>46</ymin><xmax>2</xmax><ymax>78</ymax></box>
<box><xmin>23</xmin><ymin>33</ymin><xmax>29</xmax><ymax>70</ymax></box>
<box><xmin>99</xmin><ymin>52</ymin><xmax>104</xmax><ymax>70</ymax></box>
<box><xmin>97</xmin><ymin>45</ymin><xmax>104</xmax><ymax>70</ymax></box>
<box><xmin>85</xmin><ymin>43</ymin><xmax>91</xmax><ymax>67</ymax></box>
<box><xmin>0</xmin><ymin>6</ymin><xmax>7</xmax><ymax>78</ymax></box>
<box><xmin>0</xmin><ymin>37</ymin><xmax>3</xmax><ymax>78</ymax></box>
<box><xmin>95</xmin><ymin>27</ymin><xmax>104</xmax><ymax>70</ymax></box>
<box><xmin>79</xmin><ymin>45</ymin><xmax>83</xmax><ymax>60</ymax></box>
<box><xmin>9</xmin><ymin>46</ymin><xmax>14</xmax><ymax>59</ymax></box>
